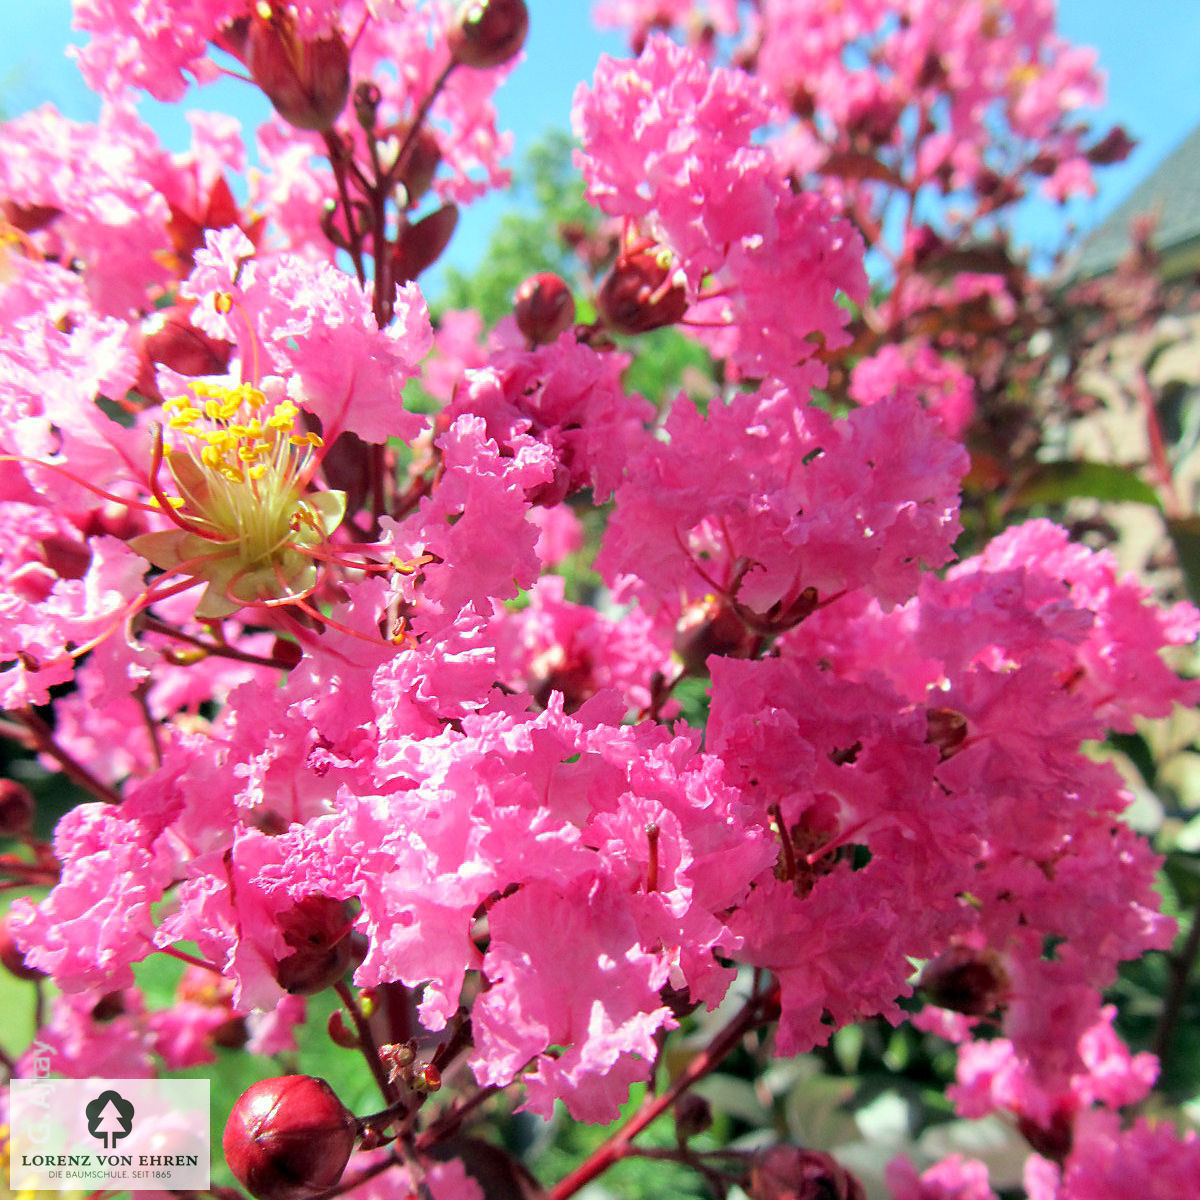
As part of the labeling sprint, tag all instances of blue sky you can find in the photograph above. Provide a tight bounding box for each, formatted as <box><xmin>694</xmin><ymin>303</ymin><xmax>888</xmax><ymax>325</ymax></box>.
<box><xmin>4</xmin><ymin>0</ymin><xmax>1199</xmax><ymax>288</ymax></box>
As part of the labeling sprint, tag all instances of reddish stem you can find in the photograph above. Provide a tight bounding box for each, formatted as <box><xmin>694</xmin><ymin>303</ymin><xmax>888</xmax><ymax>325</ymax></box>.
<box><xmin>323</xmin><ymin>130</ymin><xmax>368</xmax><ymax>287</ymax></box>
<box><xmin>138</xmin><ymin>616</ymin><xmax>284</xmax><ymax>670</ymax></box>
<box><xmin>11</xmin><ymin>707</ymin><xmax>124</xmax><ymax>807</ymax></box>
<box><xmin>1133</xmin><ymin>367</ymin><xmax>1182</xmax><ymax>517</ymax></box>
<box><xmin>159</xmin><ymin>944</ymin><xmax>223</xmax><ymax>973</ymax></box>
<box><xmin>336</xmin><ymin>980</ymin><xmax>402</xmax><ymax>1107</ymax></box>
<box><xmin>550</xmin><ymin>982</ymin><xmax>780</xmax><ymax>1200</ymax></box>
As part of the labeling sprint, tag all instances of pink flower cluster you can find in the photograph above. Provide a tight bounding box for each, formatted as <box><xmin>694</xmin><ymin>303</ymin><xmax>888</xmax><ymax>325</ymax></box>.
<box><xmin>573</xmin><ymin>34</ymin><xmax>868</xmax><ymax>382</ymax></box>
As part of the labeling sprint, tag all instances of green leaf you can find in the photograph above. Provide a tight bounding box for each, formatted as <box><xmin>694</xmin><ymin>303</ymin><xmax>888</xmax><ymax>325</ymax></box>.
<box><xmin>1011</xmin><ymin>460</ymin><xmax>1162</xmax><ymax>509</ymax></box>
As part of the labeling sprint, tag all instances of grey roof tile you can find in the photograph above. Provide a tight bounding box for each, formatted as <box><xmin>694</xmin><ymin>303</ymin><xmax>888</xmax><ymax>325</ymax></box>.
<box><xmin>1071</xmin><ymin>125</ymin><xmax>1200</xmax><ymax>279</ymax></box>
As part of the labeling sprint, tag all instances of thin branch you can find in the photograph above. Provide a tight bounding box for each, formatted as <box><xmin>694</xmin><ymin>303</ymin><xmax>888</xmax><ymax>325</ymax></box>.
<box><xmin>11</xmin><ymin>707</ymin><xmax>124</xmax><ymax>807</ymax></box>
<box><xmin>550</xmin><ymin>981</ymin><xmax>780</xmax><ymax>1200</ymax></box>
<box><xmin>336</xmin><ymin>980</ymin><xmax>402</xmax><ymax>1107</ymax></box>
<box><xmin>139</xmin><ymin>616</ymin><xmax>284</xmax><ymax>670</ymax></box>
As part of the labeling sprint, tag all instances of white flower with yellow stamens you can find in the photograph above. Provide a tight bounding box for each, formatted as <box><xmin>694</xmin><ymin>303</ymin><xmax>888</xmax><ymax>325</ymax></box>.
<box><xmin>131</xmin><ymin>376</ymin><xmax>346</xmax><ymax>620</ymax></box>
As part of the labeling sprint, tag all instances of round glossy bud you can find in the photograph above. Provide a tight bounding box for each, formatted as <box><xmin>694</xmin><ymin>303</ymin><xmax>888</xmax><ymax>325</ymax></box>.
<box><xmin>0</xmin><ymin>914</ymin><xmax>45</xmax><ymax>982</ymax></box>
<box><xmin>0</xmin><ymin>779</ymin><xmax>35</xmax><ymax>835</ymax></box>
<box><xmin>271</xmin><ymin>638</ymin><xmax>303</xmax><ymax>670</ymax></box>
<box><xmin>247</xmin><ymin>14</ymin><xmax>351</xmax><ymax>132</ymax></box>
<box><xmin>448</xmin><ymin>0</ymin><xmax>529</xmax><ymax>69</ymax></box>
<box><xmin>748</xmin><ymin>1147</ymin><xmax>866</xmax><ymax>1200</ymax></box>
<box><xmin>514</xmin><ymin>273</ymin><xmax>576</xmax><ymax>345</ymax></box>
<box><xmin>411</xmin><ymin>1063</ymin><xmax>442</xmax><ymax>1093</ymax></box>
<box><xmin>597</xmin><ymin>250</ymin><xmax>688</xmax><ymax>335</ymax></box>
<box><xmin>674</xmin><ymin>1092</ymin><xmax>712</xmax><ymax>1142</ymax></box>
<box><xmin>1017</xmin><ymin>1106</ymin><xmax>1074</xmax><ymax>1164</ymax></box>
<box><xmin>223</xmin><ymin>1075</ymin><xmax>358</xmax><ymax>1200</ymax></box>
<box><xmin>918</xmin><ymin>944</ymin><xmax>1008</xmax><ymax>1016</ymax></box>
<box><xmin>925</xmin><ymin>707</ymin><xmax>969</xmax><ymax>759</ymax></box>
<box><xmin>273</xmin><ymin>896</ymin><xmax>361</xmax><ymax>996</ymax></box>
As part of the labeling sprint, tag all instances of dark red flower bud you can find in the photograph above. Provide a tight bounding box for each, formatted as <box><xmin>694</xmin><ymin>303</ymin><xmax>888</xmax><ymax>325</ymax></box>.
<box><xmin>1017</xmin><ymin>1106</ymin><xmax>1074</xmax><ymax>1164</ymax></box>
<box><xmin>1029</xmin><ymin>149</ymin><xmax>1059</xmax><ymax>178</ymax></box>
<box><xmin>142</xmin><ymin>305</ymin><xmax>234</xmax><ymax>379</ymax></box>
<box><xmin>448</xmin><ymin>0</ymin><xmax>529</xmax><ymax>70</ymax></box>
<box><xmin>223</xmin><ymin>1075</ymin><xmax>358</xmax><ymax>1200</ymax></box>
<box><xmin>598</xmin><ymin>249</ymin><xmax>688</xmax><ymax>335</ymax></box>
<box><xmin>674</xmin><ymin>595</ymin><xmax>756</xmax><ymax>676</ymax></box>
<box><xmin>514</xmin><ymin>273</ymin><xmax>576</xmax><ymax>345</ymax></box>
<box><xmin>674</xmin><ymin>1092</ymin><xmax>712</xmax><ymax>1141</ymax></box>
<box><xmin>273</xmin><ymin>896</ymin><xmax>360</xmax><ymax>996</ymax></box>
<box><xmin>352</xmin><ymin>80</ymin><xmax>381</xmax><ymax>131</ymax></box>
<box><xmin>0</xmin><ymin>914</ymin><xmax>45</xmax><ymax>981</ymax></box>
<box><xmin>271</xmin><ymin>638</ymin><xmax>304</xmax><ymax>670</ymax></box>
<box><xmin>530</xmin><ymin>639</ymin><xmax>596</xmax><ymax>713</ymax></box>
<box><xmin>0</xmin><ymin>779</ymin><xmax>35</xmax><ymax>835</ymax></box>
<box><xmin>919</xmin><ymin>944</ymin><xmax>1009</xmax><ymax>1016</ymax></box>
<box><xmin>2</xmin><ymin>199</ymin><xmax>62</xmax><ymax>234</ymax></box>
<box><xmin>246</xmin><ymin>10</ymin><xmax>351</xmax><ymax>133</ymax></box>
<box><xmin>925</xmin><ymin>707</ymin><xmax>969</xmax><ymax>759</ymax></box>
<box><xmin>212</xmin><ymin>1016</ymin><xmax>250</xmax><ymax>1049</ymax></box>
<box><xmin>748</xmin><ymin>1146</ymin><xmax>866</xmax><ymax>1200</ymax></box>
<box><xmin>411</xmin><ymin>1063</ymin><xmax>441</xmax><ymax>1093</ymax></box>
<box><xmin>91</xmin><ymin>991</ymin><xmax>128</xmax><ymax>1021</ymax></box>
<box><xmin>38</xmin><ymin>533</ymin><xmax>92</xmax><ymax>584</ymax></box>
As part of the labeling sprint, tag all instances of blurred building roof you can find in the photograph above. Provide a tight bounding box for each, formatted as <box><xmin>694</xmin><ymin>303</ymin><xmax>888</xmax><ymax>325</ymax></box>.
<box><xmin>1071</xmin><ymin>125</ymin><xmax>1200</xmax><ymax>280</ymax></box>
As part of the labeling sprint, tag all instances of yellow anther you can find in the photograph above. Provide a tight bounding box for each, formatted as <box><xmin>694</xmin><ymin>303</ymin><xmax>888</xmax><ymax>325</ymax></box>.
<box><xmin>214</xmin><ymin>292</ymin><xmax>234</xmax><ymax>314</ymax></box>
<box><xmin>267</xmin><ymin>401</ymin><xmax>300</xmax><ymax>431</ymax></box>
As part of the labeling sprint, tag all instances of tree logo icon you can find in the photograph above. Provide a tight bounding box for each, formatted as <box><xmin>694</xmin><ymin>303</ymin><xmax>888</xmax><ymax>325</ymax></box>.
<box><xmin>85</xmin><ymin>1089</ymin><xmax>135</xmax><ymax>1149</ymax></box>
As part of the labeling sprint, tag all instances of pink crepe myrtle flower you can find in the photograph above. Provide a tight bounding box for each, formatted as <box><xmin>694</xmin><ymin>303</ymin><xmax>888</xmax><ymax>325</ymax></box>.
<box><xmin>472</xmin><ymin>877</ymin><xmax>673</xmax><ymax>1121</ymax></box>
<box><xmin>850</xmin><ymin>341</ymin><xmax>976</xmax><ymax>438</ymax></box>
<box><xmin>950</xmin><ymin>1006</ymin><xmax>1159</xmax><ymax>1131</ymax></box>
<box><xmin>1031</xmin><ymin>1113</ymin><xmax>1200</xmax><ymax>1200</ymax></box>
<box><xmin>383</xmin><ymin>414</ymin><xmax>555</xmax><ymax>637</ymax></box>
<box><xmin>441</xmin><ymin>334</ymin><xmax>653</xmax><ymax>504</ymax></box>
<box><xmin>574</xmin><ymin>34</ymin><xmax>867</xmax><ymax>380</ymax></box>
<box><xmin>599</xmin><ymin>383</ymin><xmax>967</xmax><ymax>626</ymax></box>
<box><xmin>181</xmin><ymin>226</ymin><xmax>432</xmax><ymax>446</ymax></box>
<box><xmin>593</xmin><ymin>0</ymin><xmax>742</xmax><ymax>42</ymax></box>
<box><xmin>18</xmin><ymin>987</ymin><xmax>157</xmax><ymax>1079</ymax></box>
<box><xmin>490</xmin><ymin>575</ymin><xmax>672</xmax><ymax>714</ymax></box>
<box><xmin>0</xmin><ymin>104</ymin><xmax>174</xmax><ymax>315</ymax></box>
<box><xmin>886</xmin><ymin>1154</ymin><xmax>998</xmax><ymax>1200</ymax></box>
